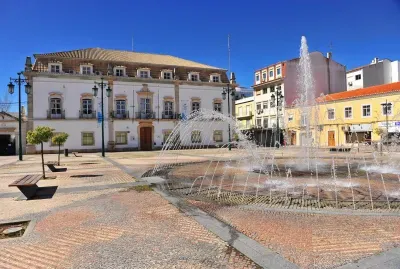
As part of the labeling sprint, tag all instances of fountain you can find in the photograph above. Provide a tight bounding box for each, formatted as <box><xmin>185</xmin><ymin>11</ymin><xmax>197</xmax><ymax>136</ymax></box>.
<box><xmin>149</xmin><ymin>36</ymin><xmax>400</xmax><ymax>212</ymax></box>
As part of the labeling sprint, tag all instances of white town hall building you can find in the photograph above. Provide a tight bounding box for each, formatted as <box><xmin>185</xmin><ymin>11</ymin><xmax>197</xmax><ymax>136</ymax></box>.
<box><xmin>23</xmin><ymin>48</ymin><xmax>235</xmax><ymax>153</ymax></box>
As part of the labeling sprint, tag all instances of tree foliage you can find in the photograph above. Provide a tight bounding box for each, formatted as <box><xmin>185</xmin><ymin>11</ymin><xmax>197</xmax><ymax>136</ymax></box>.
<box><xmin>52</xmin><ymin>132</ymin><xmax>69</xmax><ymax>145</ymax></box>
<box><xmin>27</xmin><ymin>126</ymin><xmax>54</xmax><ymax>145</ymax></box>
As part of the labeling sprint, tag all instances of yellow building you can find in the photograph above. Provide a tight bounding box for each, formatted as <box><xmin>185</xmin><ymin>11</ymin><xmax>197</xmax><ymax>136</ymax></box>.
<box><xmin>235</xmin><ymin>96</ymin><xmax>255</xmax><ymax>131</ymax></box>
<box><xmin>285</xmin><ymin>82</ymin><xmax>400</xmax><ymax>147</ymax></box>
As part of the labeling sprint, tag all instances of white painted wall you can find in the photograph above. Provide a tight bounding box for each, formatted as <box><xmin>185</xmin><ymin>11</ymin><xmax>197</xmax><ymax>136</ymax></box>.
<box><xmin>346</xmin><ymin>69</ymin><xmax>364</xmax><ymax>91</ymax></box>
<box><xmin>391</xmin><ymin>60</ymin><xmax>400</xmax><ymax>82</ymax></box>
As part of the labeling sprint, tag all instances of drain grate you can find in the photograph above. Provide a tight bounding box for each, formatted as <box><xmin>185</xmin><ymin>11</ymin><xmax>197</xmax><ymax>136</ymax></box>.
<box><xmin>79</xmin><ymin>162</ymin><xmax>99</xmax><ymax>165</ymax></box>
<box><xmin>71</xmin><ymin>174</ymin><xmax>102</xmax><ymax>178</ymax></box>
<box><xmin>0</xmin><ymin>221</ymin><xmax>30</xmax><ymax>239</ymax></box>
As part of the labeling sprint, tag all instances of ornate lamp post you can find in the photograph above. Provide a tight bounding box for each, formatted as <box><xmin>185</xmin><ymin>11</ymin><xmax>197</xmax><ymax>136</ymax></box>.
<box><xmin>271</xmin><ymin>85</ymin><xmax>284</xmax><ymax>148</ymax></box>
<box><xmin>222</xmin><ymin>84</ymin><xmax>235</xmax><ymax>151</ymax></box>
<box><xmin>7</xmin><ymin>72</ymin><xmax>31</xmax><ymax>161</ymax></box>
<box><xmin>92</xmin><ymin>78</ymin><xmax>112</xmax><ymax>157</ymax></box>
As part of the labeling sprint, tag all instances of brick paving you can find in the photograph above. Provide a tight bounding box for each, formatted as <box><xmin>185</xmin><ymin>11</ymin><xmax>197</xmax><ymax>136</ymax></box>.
<box><xmin>0</xmin><ymin>154</ymin><xmax>260</xmax><ymax>269</ymax></box>
<box><xmin>189</xmin><ymin>200</ymin><xmax>400</xmax><ymax>269</ymax></box>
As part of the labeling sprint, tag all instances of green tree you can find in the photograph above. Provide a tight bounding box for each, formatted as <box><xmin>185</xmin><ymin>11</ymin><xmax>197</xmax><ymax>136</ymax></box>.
<box><xmin>26</xmin><ymin>126</ymin><xmax>54</xmax><ymax>178</ymax></box>
<box><xmin>52</xmin><ymin>132</ymin><xmax>69</xmax><ymax>166</ymax></box>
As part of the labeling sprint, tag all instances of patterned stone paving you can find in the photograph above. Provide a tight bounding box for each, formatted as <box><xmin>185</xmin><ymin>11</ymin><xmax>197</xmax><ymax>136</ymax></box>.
<box><xmin>0</xmin><ymin>154</ymin><xmax>260</xmax><ymax>269</ymax></box>
<box><xmin>188</xmin><ymin>200</ymin><xmax>400</xmax><ymax>269</ymax></box>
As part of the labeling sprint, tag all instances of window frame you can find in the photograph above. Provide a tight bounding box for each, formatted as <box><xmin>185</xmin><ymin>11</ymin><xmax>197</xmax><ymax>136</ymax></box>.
<box><xmin>255</xmin><ymin>73</ymin><xmax>260</xmax><ymax>83</ymax></box>
<box><xmin>262</xmin><ymin>88</ymin><xmax>268</xmax><ymax>94</ymax></box>
<box><xmin>344</xmin><ymin>107</ymin><xmax>353</xmax><ymax>119</ymax></box>
<box><xmin>164</xmin><ymin>101</ymin><xmax>173</xmax><ymax>116</ymax></box>
<box><xmin>355</xmin><ymin>74</ymin><xmax>362</xmax><ymax>80</ymax></box>
<box><xmin>82</xmin><ymin>98</ymin><xmax>93</xmax><ymax>115</ymax></box>
<box><xmin>269</xmin><ymin>68</ymin><xmax>274</xmax><ymax>79</ymax></box>
<box><xmin>82</xmin><ymin>132</ymin><xmax>95</xmax><ymax>146</ymax></box>
<box><xmin>362</xmin><ymin>104</ymin><xmax>371</xmax><ymax>118</ymax></box>
<box><xmin>115</xmin><ymin>131</ymin><xmax>128</xmax><ymax>145</ymax></box>
<box><xmin>50</xmin><ymin>98</ymin><xmax>62</xmax><ymax>116</ymax></box>
<box><xmin>80</xmin><ymin>65</ymin><xmax>93</xmax><ymax>75</ymax></box>
<box><xmin>213</xmin><ymin>102</ymin><xmax>222</xmax><ymax>112</ymax></box>
<box><xmin>210</xmin><ymin>74</ymin><xmax>220</xmax><ymax>83</ymax></box>
<box><xmin>213</xmin><ymin>130</ymin><xmax>223</xmax><ymax>142</ymax></box>
<box><xmin>163</xmin><ymin>71</ymin><xmax>172</xmax><ymax>80</ymax></box>
<box><xmin>327</xmin><ymin>108</ymin><xmax>335</xmax><ymax>120</ymax></box>
<box><xmin>192</xmin><ymin>101</ymin><xmax>200</xmax><ymax>112</ymax></box>
<box><xmin>189</xmin><ymin>72</ymin><xmax>200</xmax><ymax>82</ymax></box>
<box><xmin>115</xmin><ymin>68</ymin><xmax>124</xmax><ymax>77</ymax></box>
<box><xmin>381</xmin><ymin>102</ymin><xmax>393</xmax><ymax>116</ymax></box>
<box><xmin>256</xmin><ymin>118</ymin><xmax>262</xmax><ymax>127</ymax></box>
<box><xmin>191</xmin><ymin>130</ymin><xmax>202</xmax><ymax>143</ymax></box>
<box><xmin>116</xmin><ymin>100</ymin><xmax>126</xmax><ymax>116</ymax></box>
<box><xmin>263</xmin><ymin>101</ymin><xmax>268</xmax><ymax>110</ymax></box>
<box><xmin>262</xmin><ymin>72</ymin><xmax>267</xmax><ymax>81</ymax></box>
<box><xmin>288</xmin><ymin>114</ymin><xmax>293</xmax><ymax>122</ymax></box>
<box><xmin>50</xmin><ymin>64</ymin><xmax>61</xmax><ymax>73</ymax></box>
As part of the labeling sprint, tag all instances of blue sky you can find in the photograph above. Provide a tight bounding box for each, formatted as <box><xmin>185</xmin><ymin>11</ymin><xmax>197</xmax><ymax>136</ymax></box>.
<box><xmin>1</xmin><ymin>0</ymin><xmax>400</xmax><ymax>111</ymax></box>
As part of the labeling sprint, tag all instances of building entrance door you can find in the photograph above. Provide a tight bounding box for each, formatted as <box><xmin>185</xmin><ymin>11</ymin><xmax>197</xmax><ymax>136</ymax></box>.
<box><xmin>140</xmin><ymin>127</ymin><xmax>152</xmax><ymax>151</ymax></box>
<box><xmin>0</xmin><ymin>135</ymin><xmax>15</xmax><ymax>156</ymax></box>
<box><xmin>328</xmin><ymin>131</ymin><xmax>335</xmax><ymax>147</ymax></box>
<box><xmin>291</xmin><ymin>132</ymin><xmax>296</xmax><ymax>145</ymax></box>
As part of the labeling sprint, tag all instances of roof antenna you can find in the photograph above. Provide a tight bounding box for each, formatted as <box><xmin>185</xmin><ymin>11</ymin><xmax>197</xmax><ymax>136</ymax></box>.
<box><xmin>131</xmin><ymin>36</ymin><xmax>134</xmax><ymax>52</ymax></box>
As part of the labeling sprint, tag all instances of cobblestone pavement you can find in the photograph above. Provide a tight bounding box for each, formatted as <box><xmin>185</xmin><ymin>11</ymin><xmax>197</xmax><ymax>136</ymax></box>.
<box><xmin>0</xmin><ymin>154</ymin><xmax>260</xmax><ymax>268</ymax></box>
<box><xmin>188</xmin><ymin>200</ymin><xmax>400</xmax><ymax>269</ymax></box>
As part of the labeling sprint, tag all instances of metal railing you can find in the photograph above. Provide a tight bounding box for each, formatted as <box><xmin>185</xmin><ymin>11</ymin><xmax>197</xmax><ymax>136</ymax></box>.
<box><xmin>114</xmin><ymin>111</ymin><xmax>129</xmax><ymax>119</ymax></box>
<box><xmin>47</xmin><ymin>110</ymin><xmax>65</xmax><ymax>119</ymax></box>
<box><xmin>79</xmin><ymin>110</ymin><xmax>97</xmax><ymax>119</ymax></box>
<box><xmin>135</xmin><ymin>111</ymin><xmax>156</xmax><ymax>119</ymax></box>
<box><xmin>161</xmin><ymin>112</ymin><xmax>178</xmax><ymax>119</ymax></box>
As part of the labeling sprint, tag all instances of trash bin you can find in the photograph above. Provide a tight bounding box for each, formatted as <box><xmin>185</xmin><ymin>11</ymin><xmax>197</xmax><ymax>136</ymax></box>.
<box><xmin>64</xmin><ymin>148</ymin><xmax>69</xmax><ymax>157</ymax></box>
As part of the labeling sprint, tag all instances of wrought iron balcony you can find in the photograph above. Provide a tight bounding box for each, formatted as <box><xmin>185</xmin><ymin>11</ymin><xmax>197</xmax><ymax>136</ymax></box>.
<box><xmin>161</xmin><ymin>112</ymin><xmax>178</xmax><ymax>119</ymax></box>
<box><xmin>113</xmin><ymin>111</ymin><xmax>129</xmax><ymax>119</ymax></box>
<box><xmin>135</xmin><ymin>111</ymin><xmax>156</xmax><ymax>119</ymax></box>
<box><xmin>79</xmin><ymin>110</ymin><xmax>97</xmax><ymax>119</ymax></box>
<box><xmin>236</xmin><ymin>112</ymin><xmax>253</xmax><ymax>119</ymax></box>
<box><xmin>47</xmin><ymin>110</ymin><xmax>65</xmax><ymax>119</ymax></box>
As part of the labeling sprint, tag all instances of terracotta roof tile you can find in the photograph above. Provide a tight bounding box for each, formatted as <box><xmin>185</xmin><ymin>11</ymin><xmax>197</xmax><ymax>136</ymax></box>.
<box><xmin>33</xmin><ymin>48</ymin><xmax>225</xmax><ymax>70</ymax></box>
<box><xmin>318</xmin><ymin>82</ymin><xmax>400</xmax><ymax>102</ymax></box>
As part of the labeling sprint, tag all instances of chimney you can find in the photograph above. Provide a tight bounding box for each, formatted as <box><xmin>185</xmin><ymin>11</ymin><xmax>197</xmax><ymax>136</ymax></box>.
<box><xmin>25</xmin><ymin>57</ymin><xmax>32</xmax><ymax>72</ymax></box>
<box><xmin>326</xmin><ymin>52</ymin><xmax>332</xmax><ymax>59</ymax></box>
<box><xmin>230</xmin><ymin>72</ymin><xmax>236</xmax><ymax>84</ymax></box>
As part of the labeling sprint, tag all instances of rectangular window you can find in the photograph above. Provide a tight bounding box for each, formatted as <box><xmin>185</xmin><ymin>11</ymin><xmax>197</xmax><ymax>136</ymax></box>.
<box><xmin>263</xmin><ymin>118</ymin><xmax>268</xmax><ymax>128</ymax></box>
<box><xmin>270</xmin><ymin>87</ymin><xmax>275</xmax><ymax>93</ymax></box>
<box><xmin>82</xmin><ymin>99</ymin><xmax>92</xmax><ymax>115</ymax></box>
<box><xmin>345</xmin><ymin>107</ymin><xmax>352</xmax><ymax>119</ymax></box>
<box><xmin>355</xmin><ymin>74</ymin><xmax>361</xmax><ymax>80</ymax></box>
<box><xmin>301</xmin><ymin>114</ymin><xmax>307</xmax><ymax>126</ymax></box>
<box><xmin>270</xmin><ymin>99</ymin><xmax>276</xmax><ymax>108</ymax></box>
<box><xmin>116</xmin><ymin>100</ymin><xmax>126</xmax><ymax>117</ymax></box>
<box><xmin>82</xmin><ymin>66</ymin><xmax>91</xmax><ymax>75</ymax></box>
<box><xmin>212</xmin><ymin>75</ymin><xmax>220</xmax><ymax>83</ymax></box>
<box><xmin>362</xmin><ymin>105</ymin><xmax>371</xmax><ymax>117</ymax></box>
<box><xmin>213</xmin><ymin>102</ymin><xmax>222</xmax><ymax>112</ymax></box>
<box><xmin>263</xmin><ymin>101</ymin><xmax>268</xmax><ymax>110</ymax></box>
<box><xmin>277</xmin><ymin>68</ymin><xmax>281</xmax><ymax>75</ymax></box>
<box><xmin>269</xmin><ymin>70</ymin><xmax>274</xmax><ymax>78</ymax></box>
<box><xmin>163</xmin><ymin>72</ymin><xmax>172</xmax><ymax>80</ymax></box>
<box><xmin>262</xmin><ymin>73</ymin><xmax>267</xmax><ymax>81</ymax></box>
<box><xmin>213</xmin><ymin>130</ymin><xmax>223</xmax><ymax>142</ymax></box>
<box><xmin>262</xmin><ymin>88</ymin><xmax>268</xmax><ymax>94</ymax></box>
<box><xmin>192</xmin><ymin>101</ymin><xmax>200</xmax><ymax>112</ymax></box>
<box><xmin>115</xmin><ymin>132</ymin><xmax>128</xmax><ymax>145</ymax></box>
<box><xmin>328</xmin><ymin>109</ymin><xmax>335</xmax><ymax>120</ymax></box>
<box><xmin>246</xmin><ymin>105</ymin><xmax>250</xmax><ymax>115</ymax></box>
<box><xmin>238</xmin><ymin>107</ymin><xmax>242</xmax><ymax>116</ymax></box>
<box><xmin>288</xmin><ymin>114</ymin><xmax>293</xmax><ymax>122</ymax></box>
<box><xmin>140</xmin><ymin>70</ymin><xmax>149</xmax><ymax>78</ymax></box>
<box><xmin>163</xmin><ymin>130</ymin><xmax>172</xmax><ymax>143</ymax></box>
<box><xmin>50</xmin><ymin>98</ymin><xmax>62</xmax><ymax>115</ymax></box>
<box><xmin>163</xmin><ymin>101</ymin><xmax>173</xmax><ymax>118</ymax></box>
<box><xmin>50</xmin><ymin>65</ymin><xmax>60</xmax><ymax>73</ymax></box>
<box><xmin>140</xmin><ymin>98</ymin><xmax>151</xmax><ymax>113</ymax></box>
<box><xmin>191</xmin><ymin>74</ymin><xmax>199</xmax><ymax>81</ymax></box>
<box><xmin>382</xmin><ymin>103</ymin><xmax>392</xmax><ymax>115</ymax></box>
<box><xmin>256</xmin><ymin>103</ymin><xmax>262</xmax><ymax>111</ymax></box>
<box><xmin>255</xmin><ymin>74</ymin><xmax>260</xmax><ymax>82</ymax></box>
<box><xmin>256</xmin><ymin>118</ymin><xmax>262</xmax><ymax>127</ymax></box>
<box><xmin>82</xmin><ymin>132</ymin><xmax>94</xmax><ymax>146</ymax></box>
<box><xmin>191</xmin><ymin>130</ymin><xmax>202</xmax><ymax>143</ymax></box>
<box><xmin>115</xmin><ymin>69</ymin><xmax>124</xmax><ymax>77</ymax></box>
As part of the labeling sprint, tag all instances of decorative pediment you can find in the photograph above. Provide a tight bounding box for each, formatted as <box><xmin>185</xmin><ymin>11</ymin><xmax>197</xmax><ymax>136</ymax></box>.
<box><xmin>80</xmin><ymin>63</ymin><xmax>94</xmax><ymax>66</ymax></box>
<box><xmin>191</xmin><ymin>97</ymin><xmax>201</xmax><ymax>102</ymax></box>
<box><xmin>163</xmin><ymin>96</ymin><xmax>174</xmax><ymax>101</ymax></box>
<box><xmin>213</xmin><ymin>98</ymin><xmax>222</xmax><ymax>103</ymax></box>
<box><xmin>49</xmin><ymin>92</ymin><xmax>63</xmax><ymax>98</ymax></box>
<box><xmin>115</xmin><ymin>94</ymin><xmax>127</xmax><ymax>100</ymax></box>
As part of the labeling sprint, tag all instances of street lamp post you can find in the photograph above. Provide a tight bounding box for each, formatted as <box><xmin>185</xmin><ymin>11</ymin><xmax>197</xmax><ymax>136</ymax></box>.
<box><xmin>271</xmin><ymin>86</ymin><xmax>284</xmax><ymax>148</ymax></box>
<box><xmin>92</xmin><ymin>78</ymin><xmax>112</xmax><ymax>157</ymax></box>
<box><xmin>7</xmin><ymin>72</ymin><xmax>31</xmax><ymax>161</ymax></box>
<box><xmin>222</xmin><ymin>84</ymin><xmax>235</xmax><ymax>151</ymax></box>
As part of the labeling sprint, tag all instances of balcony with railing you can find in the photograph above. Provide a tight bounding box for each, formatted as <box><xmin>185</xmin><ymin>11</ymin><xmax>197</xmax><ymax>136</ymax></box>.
<box><xmin>135</xmin><ymin>111</ymin><xmax>156</xmax><ymax>119</ymax></box>
<box><xmin>236</xmin><ymin>111</ymin><xmax>253</xmax><ymax>119</ymax></box>
<box><xmin>161</xmin><ymin>112</ymin><xmax>178</xmax><ymax>119</ymax></box>
<box><xmin>113</xmin><ymin>111</ymin><xmax>129</xmax><ymax>120</ymax></box>
<box><xmin>47</xmin><ymin>110</ymin><xmax>65</xmax><ymax>119</ymax></box>
<box><xmin>79</xmin><ymin>110</ymin><xmax>97</xmax><ymax>119</ymax></box>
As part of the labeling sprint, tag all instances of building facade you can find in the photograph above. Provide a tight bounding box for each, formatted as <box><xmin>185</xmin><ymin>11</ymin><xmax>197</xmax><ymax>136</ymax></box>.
<box><xmin>24</xmin><ymin>48</ymin><xmax>235</xmax><ymax>153</ymax></box>
<box><xmin>235</xmin><ymin>96</ymin><xmax>254</xmax><ymax>131</ymax></box>
<box><xmin>285</xmin><ymin>82</ymin><xmax>400</xmax><ymax>147</ymax></box>
<box><xmin>0</xmin><ymin>110</ymin><xmax>27</xmax><ymax>155</ymax></box>
<box><xmin>252</xmin><ymin>51</ymin><xmax>346</xmax><ymax>146</ymax></box>
<box><xmin>346</xmin><ymin>57</ymin><xmax>400</xmax><ymax>91</ymax></box>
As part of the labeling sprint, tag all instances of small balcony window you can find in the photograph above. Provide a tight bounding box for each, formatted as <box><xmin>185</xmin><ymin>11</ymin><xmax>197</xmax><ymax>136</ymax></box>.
<box><xmin>50</xmin><ymin>98</ymin><xmax>62</xmax><ymax>118</ymax></box>
<box><xmin>163</xmin><ymin>101</ymin><xmax>174</xmax><ymax>118</ymax></box>
<box><xmin>116</xmin><ymin>100</ymin><xmax>127</xmax><ymax>118</ymax></box>
<box><xmin>81</xmin><ymin>99</ymin><xmax>93</xmax><ymax>118</ymax></box>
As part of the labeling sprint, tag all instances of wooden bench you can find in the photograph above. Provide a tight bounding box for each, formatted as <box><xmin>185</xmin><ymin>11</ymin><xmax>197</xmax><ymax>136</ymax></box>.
<box><xmin>72</xmin><ymin>152</ymin><xmax>82</xmax><ymax>157</ymax></box>
<box><xmin>46</xmin><ymin>162</ymin><xmax>67</xmax><ymax>172</ymax></box>
<box><xmin>9</xmin><ymin>175</ymin><xmax>42</xmax><ymax>200</ymax></box>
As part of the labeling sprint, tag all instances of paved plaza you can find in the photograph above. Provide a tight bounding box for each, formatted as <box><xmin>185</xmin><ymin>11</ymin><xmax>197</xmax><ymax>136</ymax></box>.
<box><xmin>0</xmin><ymin>149</ymin><xmax>399</xmax><ymax>268</ymax></box>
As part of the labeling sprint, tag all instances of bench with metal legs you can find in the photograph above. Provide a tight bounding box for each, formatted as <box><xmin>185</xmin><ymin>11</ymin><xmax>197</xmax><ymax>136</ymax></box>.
<box><xmin>46</xmin><ymin>162</ymin><xmax>67</xmax><ymax>172</ymax></box>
